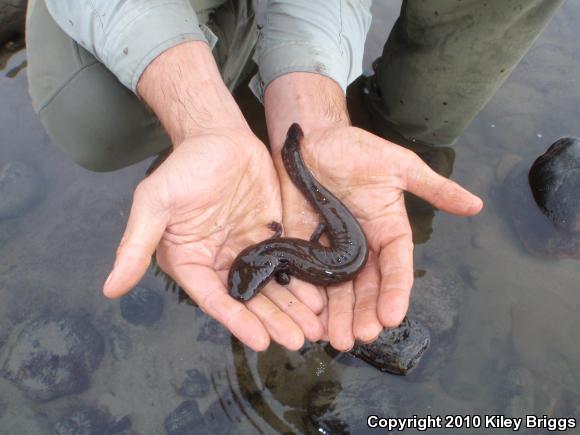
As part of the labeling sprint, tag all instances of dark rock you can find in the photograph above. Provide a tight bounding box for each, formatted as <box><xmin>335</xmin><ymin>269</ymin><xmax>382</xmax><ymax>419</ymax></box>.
<box><xmin>502</xmin><ymin>137</ymin><xmax>580</xmax><ymax>258</ymax></box>
<box><xmin>120</xmin><ymin>286</ymin><xmax>163</xmax><ymax>326</ymax></box>
<box><xmin>1</xmin><ymin>313</ymin><xmax>104</xmax><ymax>401</ymax></box>
<box><xmin>164</xmin><ymin>400</ymin><xmax>206</xmax><ymax>435</ymax></box>
<box><xmin>0</xmin><ymin>161</ymin><xmax>43</xmax><ymax>220</ymax></box>
<box><xmin>177</xmin><ymin>369</ymin><xmax>210</xmax><ymax>399</ymax></box>
<box><xmin>350</xmin><ymin>317</ymin><xmax>430</xmax><ymax>375</ymax></box>
<box><xmin>529</xmin><ymin>137</ymin><xmax>580</xmax><ymax>233</ymax></box>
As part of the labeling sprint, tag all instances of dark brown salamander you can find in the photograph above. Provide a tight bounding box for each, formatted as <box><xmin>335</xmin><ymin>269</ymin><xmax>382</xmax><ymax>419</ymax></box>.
<box><xmin>228</xmin><ymin>123</ymin><xmax>369</xmax><ymax>301</ymax></box>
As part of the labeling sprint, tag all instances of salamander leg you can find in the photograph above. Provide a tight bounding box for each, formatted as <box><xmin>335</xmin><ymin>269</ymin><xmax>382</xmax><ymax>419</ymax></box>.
<box><xmin>267</xmin><ymin>221</ymin><xmax>283</xmax><ymax>238</ymax></box>
<box><xmin>275</xmin><ymin>271</ymin><xmax>291</xmax><ymax>285</ymax></box>
<box><xmin>309</xmin><ymin>223</ymin><xmax>326</xmax><ymax>243</ymax></box>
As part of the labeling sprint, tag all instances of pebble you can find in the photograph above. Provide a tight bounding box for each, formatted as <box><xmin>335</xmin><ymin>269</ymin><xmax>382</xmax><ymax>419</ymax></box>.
<box><xmin>120</xmin><ymin>286</ymin><xmax>163</xmax><ymax>326</ymax></box>
<box><xmin>164</xmin><ymin>400</ymin><xmax>206</xmax><ymax>435</ymax></box>
<box><xmin>177</xmin><ymin>369</ymin><xmax>210</xmax><ymax>399</ymax></box>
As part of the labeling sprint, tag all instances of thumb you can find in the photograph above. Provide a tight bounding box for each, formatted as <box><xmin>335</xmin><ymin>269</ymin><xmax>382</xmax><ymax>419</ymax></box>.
<box><xmin>400</xmin><ymin>149</ymin><xmax>483</xmax><ymax>216</ymax></box>
<box><xmin>103</xmin><ymin>184</ymin><xmax>169</xmax><ymax>298</ymax></box>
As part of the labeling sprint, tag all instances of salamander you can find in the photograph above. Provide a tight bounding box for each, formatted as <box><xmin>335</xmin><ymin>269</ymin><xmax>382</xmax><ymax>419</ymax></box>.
<box><xmin>228</xmin><ymin>123</ymin><xmax>369</xmax><ymax>301</ymax></box>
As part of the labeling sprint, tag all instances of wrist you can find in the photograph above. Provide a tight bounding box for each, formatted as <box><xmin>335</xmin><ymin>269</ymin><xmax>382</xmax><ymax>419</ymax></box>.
<box><xmin>264</xmin><ymin>72</ymin><xmax>350</xmax><ymax>155</ymax></box>
<box><xmin>137</xmin><ymin>41</ymin><xmax>250</xmax><ymax>145</ymax></box>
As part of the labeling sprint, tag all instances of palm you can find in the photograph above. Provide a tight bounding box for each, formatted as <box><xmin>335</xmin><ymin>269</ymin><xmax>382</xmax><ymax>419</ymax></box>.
<box><xmin>276</xmin><ymin>125</ymin><xmax>482</xmax><ymax>350</ymax></box>
<box><xmin>152</xmin><ymin>133</ymin><xmax>282</xmax><ymax>281</ymax></box>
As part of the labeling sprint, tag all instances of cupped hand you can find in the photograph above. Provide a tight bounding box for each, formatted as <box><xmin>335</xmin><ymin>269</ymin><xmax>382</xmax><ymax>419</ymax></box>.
<box><xmin>103</xmin><ymin>129</ymin><xmax>323</xmax><ymax>351</ymax></box>
<box><xmin>275</xmin><ymin>125</ymin><xmax>483</xmax><ymax>351</ymax></box>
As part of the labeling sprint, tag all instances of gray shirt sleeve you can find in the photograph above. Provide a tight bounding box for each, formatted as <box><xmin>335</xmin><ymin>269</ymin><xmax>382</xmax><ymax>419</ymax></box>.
<box><xmin>45</xmin><ymin>0</ymin><xmax>372</xmax><ymax>98</ymax></box>
<box><xmin>44</xmin><ymin>0</ymin><xmax>209</xmax><ymax>92</ymax></box>
<box><xmin>251</xmin><ymin>0</ymin><xmax>373</xmax><ymax>99</ymax></box>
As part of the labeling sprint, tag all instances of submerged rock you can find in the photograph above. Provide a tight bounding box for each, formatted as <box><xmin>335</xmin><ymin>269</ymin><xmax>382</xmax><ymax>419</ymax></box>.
<box><xmin>0</xmin><ymin>161</ymin><xmax>43</xmax><ymax>220</ymax></box>
<box><xmin>502</xmin><ymin>137</ymin><xmax>580</xmax><ymax>258</ymax></box>
<box><xmin>203</xmin><ymin>390</ymin><xmax>245</xmax><ymax>435</ymax></box>
<box><xmin>55</xmin><ymin>407</ymin><xmax>109</xmax><ymax>435</ymax></box>
<box><xmin>529</xmin><ymin>137</ymin><xmax>580</xmax><ymax>233</ymax></box>
<box><xmin>350</xmin><ymin>317</ymin><xmax>430</xmax><ymax>375</ymax></box>
<box><xmin>109</xmin><ymin>324</ymin><xmax>132</xmax><ymax>361</ymax></box>
<box><xmin>164</xmin><ymin>400</ymin><xmax>206</xmax><ymax>435</ymax></box>
<box><xmin>1</xmin><ymin>314</ymin><xmax>104</xmax><ymax>401</ymax></box>
<box><xmin>55</xmin><ymin>407</ymin><xmax>131</xmax><ymax>435</ymax></box>
<box><xmin>177</xmin><ymin>369</ymin><xmax>210</xmax><ymax>399</ymax></box>
<box><xmin>120</xmin><ymin>286</ymin><xmax>163</xmax><ymax>326</ymax></box>
<box><xmin>197</xmin><ymin>317</ymin><xmax>231</xmax><ymax>344</ymax></box>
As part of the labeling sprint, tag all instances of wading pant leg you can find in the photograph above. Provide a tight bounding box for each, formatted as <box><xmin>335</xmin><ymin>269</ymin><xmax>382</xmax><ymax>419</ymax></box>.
<box><xmin>26</xmin><ymin>0</ymin><xmax>257</xmax><ymax>172</ymax></box>
<box><xmin>365</xmin><ymin>0</ymin><xmax>565</xmax><ymax>146</ymax></box>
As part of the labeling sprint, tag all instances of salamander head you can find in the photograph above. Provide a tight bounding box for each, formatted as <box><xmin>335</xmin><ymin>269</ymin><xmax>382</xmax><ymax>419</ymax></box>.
<box><xmin>227</xmin><ymin>250</ymin><xmax>279</xmax><ymax>301</ymax></box>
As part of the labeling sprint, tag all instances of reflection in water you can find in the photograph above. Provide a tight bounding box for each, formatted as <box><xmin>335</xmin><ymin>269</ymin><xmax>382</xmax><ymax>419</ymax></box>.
<box><xmin>232</xmin><ymin>338</ymin><xmax>294</xmax><ymax>434</ymax></box>
<box><xmin>0</xmin><ymin>1</ymin><xmax>580</xmax><ymax>433</ymax></box>
<box><xmin>233</xmin><ymin>340</ymin><xmax>404</xmax><ymax>434</ymax></box>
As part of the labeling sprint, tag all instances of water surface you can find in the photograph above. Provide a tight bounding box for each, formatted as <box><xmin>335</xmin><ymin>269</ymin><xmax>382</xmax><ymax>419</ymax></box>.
<box><xmin>0</xmin><ymin>2</ymin><xmax>579</xmax><ymax>434</ymax></box>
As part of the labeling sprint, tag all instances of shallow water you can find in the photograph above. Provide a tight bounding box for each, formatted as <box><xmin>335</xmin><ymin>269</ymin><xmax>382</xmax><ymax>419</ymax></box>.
<box><xmin>1</xmin><ymin>2</ymin><xmax>579</xmax><ymax>434</ymax></box>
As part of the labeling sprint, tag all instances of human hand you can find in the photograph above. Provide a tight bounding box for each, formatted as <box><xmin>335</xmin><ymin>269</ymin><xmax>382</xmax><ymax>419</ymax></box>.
<box><xmin>275</xmin><ymin>125</ymin><xmax>483</xmax><ymax>350</ymax></box>
<box><xmin>102</xmin><ymin>129</ymin><xmax>326</xmax><ymax>351</ymax></box>
<box><xmin>263</xmin><ymin>72</ymin><xmax>482</xmax><ymax>351</ymax></box>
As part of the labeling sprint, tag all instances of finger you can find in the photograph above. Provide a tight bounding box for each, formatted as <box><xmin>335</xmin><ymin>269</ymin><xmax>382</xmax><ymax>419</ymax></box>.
<box><xmin>326</xmin><ymin>282</ymin><xmax>355</xmax><ymax>352</ymax></box>
<box><xmin>103</xmin><ymin>182</ymin><xmax>169</xmax><ymax>298</ymax></box>
<box><xmin>175</xmin><ymin>264</ymin><xmax>270</xmax><ymax>352</ymax></box>
<box><xmin>401</xmin><ymin>151</ymin><xmax>483</xmax><ymax>216</ymax></box>
<box><xmin>318</xmin><ymin>305</ymin><xmax>330</xmax><ymax>342</ymax></box>
<box><xmin>285</xmin><ymin>280</ymin><xmax>325</xmax><ymax>315</ymax></box>
<box><xmin>353</xmin><ymin>252</ymin><xmax>383</xmax><ymax>343</ymax></box>
<box><xmin>261</xmin><ymin>282</ymin><xmax>324</xmax><ymax>342</ymax></box>
<box><xmin>246</xmin><ymin>294</ymin><xmax>305</xmax><ymax>351</ymax></box>
<box><xmin>377</xmin><ymin>234</ymin><xmax>414</xmax><ymax>328</ymax></box>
